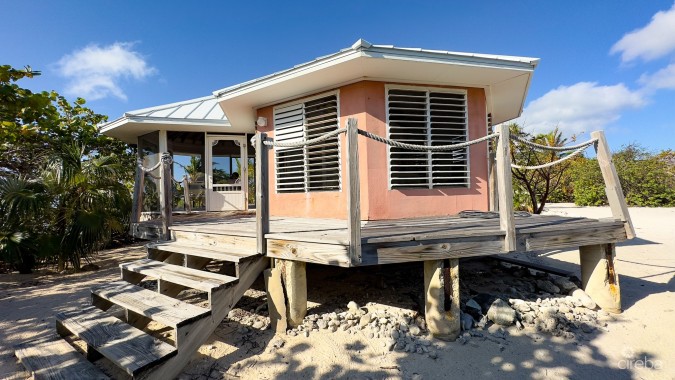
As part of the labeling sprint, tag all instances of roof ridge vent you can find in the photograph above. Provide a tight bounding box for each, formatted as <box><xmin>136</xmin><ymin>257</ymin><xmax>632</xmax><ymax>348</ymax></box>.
<box><xmin>351</xmin><ymin>39</ymin><xmax>372</xmax><ymax>50</ymax></box>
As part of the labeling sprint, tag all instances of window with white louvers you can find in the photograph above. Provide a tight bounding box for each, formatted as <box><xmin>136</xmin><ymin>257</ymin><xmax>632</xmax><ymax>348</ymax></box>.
<box><xmin>387</xmin><ymin>87</ymin><xmax>469</xmax><ymax>189</ymax></box>
<box><xmin>274</xmin><ymin>93</ymin><xmax>341</xmax><ymax>193</ymax></box>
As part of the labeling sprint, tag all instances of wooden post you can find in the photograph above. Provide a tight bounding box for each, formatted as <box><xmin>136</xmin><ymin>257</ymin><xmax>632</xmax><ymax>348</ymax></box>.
<box><xmin>591</xmin><ymin>131</ymin><xmax>636</xmax><ymax>239</ymax></box>
<box><xmin>424</xmin><ymin>259</ymin><xmax>461</xmax><ymax>341</ymax></box>
<box><xmin>496</xmin><ymin>124</ymin><xmax>516</xmax><ymax>251</ymax></box>
<box><xmin>182</xmin><ymin>175</ymin><xmax>191</xmax><ymax>214</ymax></box>
<box><xmin>488</xmin><ymin>129</ymin><xmax>498</xmax><ymax>212</ymax></box>
<box><xmin>130</xmin><ymin>162</ymin><xmax>145</xmax><ymax>234</ymax></box>
<box><xmin>159</xmin><ymin>154</ymin><xmax>173</xmax><ymax>240</ymax></box>
<box><xmin>256</xmin><ymin>132</ymin><xmax>269</xmax><ymax>255</ymax></box>
<box><xmin>346</xmin><ymin>118</ymin><xmax>362</xmax><ymax>266</ymax></box>
<box><xmin>579</xmin><ymin>243</ymin><xmax>621</xmax><ymax>313</ymax></box>
<box><xmin>277</xmin><ymin>259</ymin><xmax>307</xmax><ymax>327</ymax></box>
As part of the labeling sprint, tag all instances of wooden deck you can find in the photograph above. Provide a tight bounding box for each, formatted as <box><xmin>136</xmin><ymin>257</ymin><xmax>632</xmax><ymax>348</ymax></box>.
<box><xmin>136</xmin><ymin>211</ymin><xmax>627</xmax><ymax>267</ymax></box>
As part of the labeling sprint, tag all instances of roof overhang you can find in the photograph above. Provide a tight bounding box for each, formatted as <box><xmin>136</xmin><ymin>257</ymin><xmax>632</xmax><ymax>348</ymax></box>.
<box><xmin>214</xmin><ymin>40</ymin><xmax>539</xmax><ymax>127</ymax></box>
<box><xmin>100</xmin><ymin>116</ymin><xmax>237</xmax><ymax>144</ymax></box>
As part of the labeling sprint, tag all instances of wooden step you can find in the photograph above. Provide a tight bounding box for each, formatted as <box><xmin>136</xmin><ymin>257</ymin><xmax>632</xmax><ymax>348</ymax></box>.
<box><xmin>15</xmin><ymin>336</ymin><xmax>109</xmax><ymax>380</ymax></box>
<box><xmin>120</xmin><ymin>259</ymin><xmax>238</xmax><ymax>293</ymax></box>
<box><xmin>147</xmin><ymin>241</ymin><xmax>260</xmax><ymax>263</ymax></box>
<box><xmin>56</xmin><ymin>306</ymin><xmax>176</xmax><ymax>377</ymax></box>
<box><xmin>91</xmin><ymin>281</ymin><xmax>211</xmax><ymax>328</ymax></box>
<box><xmin>170</xmin><ymin>229</ymin><xmax>257</xmax><ymax>252</ymax></box>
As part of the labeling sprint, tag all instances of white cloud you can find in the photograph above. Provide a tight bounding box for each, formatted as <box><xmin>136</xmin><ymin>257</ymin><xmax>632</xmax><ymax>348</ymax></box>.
<box><xmin>518</xmin><ymin>82</ymin><xmax>645</xmax><ymax>135</ymax></box>
<box><xmin>639</xmin><ymin>63</ymin><xmax>675</xmax><ymax>91</ymax></box>
<box><xmin>611</xmin><ymin>2</ymin><xmax>675</xmax><ymax>63</ymax></box>
<box><xmin>56</xmin><ymin>42</ymin><xmax>156</xmax><ymax>101</ymax></box>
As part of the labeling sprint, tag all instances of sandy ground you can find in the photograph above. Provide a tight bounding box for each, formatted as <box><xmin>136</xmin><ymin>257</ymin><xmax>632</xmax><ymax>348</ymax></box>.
<box><xmin>0</xmin><ymin>204</ymin><xmax>674</xmax><ymax>380</ymax></box>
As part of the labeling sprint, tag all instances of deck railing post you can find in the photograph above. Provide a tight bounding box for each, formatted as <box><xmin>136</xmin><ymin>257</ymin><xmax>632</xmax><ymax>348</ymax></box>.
<box><xmin>182</xmin><ymin>175</ymin><xmax>192</xmax><ymax>214</ymax></box>
<box><xmin>591</xmin><ymin>131</ymin><xmax>636</xmax><ymax>239</ymax></box>
<box><xmin>496</xmin><ymin>124</ymin><xmax>516</xmax><ymax>251</ymax></box>
<box><xmin>256</xmin><ymin>132</ymin><xmax>270</xmax><ymax>255</ymax></box>
<box><xmin>488</xmin><ymin>126</ymin><xmax>498</xmax><ymax>212</ymax></box>
<box><xmin>130</xmin><ymin>162</ymin><xmax>145</xmax><ymax>234</ymax></box>
<box><xmin>346</xmin><ymin>118</ymin><xmax>362</xmax><ymax>266</ymax></box>
<box><xmin>159</xmin><ymin>153</ymin><xmax>173</xmax><ymax>240</ymax></box>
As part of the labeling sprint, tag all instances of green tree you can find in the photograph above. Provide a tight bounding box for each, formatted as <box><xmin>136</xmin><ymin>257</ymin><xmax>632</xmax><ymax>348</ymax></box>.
<box><xmin>509</xmin><ymin>124</ymin><xmax>580</xmax><ymax>214</ymax></box>
<box><xmin>0</xmin><ymin>65</ymin><xmax>134</xmax><ymax>179</ymax></box>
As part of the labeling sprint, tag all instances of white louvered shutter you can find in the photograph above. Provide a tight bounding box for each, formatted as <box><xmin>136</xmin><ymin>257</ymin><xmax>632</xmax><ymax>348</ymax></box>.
<box><xmin>388</xmin><ymin>87</ymin><xmax>469</xmax><ymax>189</ymax></box>
<box><xmin>274</xmin><ymin>93</ymin><xmax>341</xmax><ymax>193</ymax></box>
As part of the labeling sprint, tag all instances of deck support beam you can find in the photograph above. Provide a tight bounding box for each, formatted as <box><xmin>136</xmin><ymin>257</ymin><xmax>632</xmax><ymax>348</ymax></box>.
<box><xmin>579</xmin><ymin>243</ymin><xmax>621</xmax><ymax>313</ymax></box>
<box><xmin>496</xmin><ymin>124</ymin><xmax>516</xmax><ymax>251</ymax></box>
<box><xmin>265</xmin><ymin>259</ymin><xmax>307</xmax><ymax>330</ymax></box>
<box><xmin>278</xmin><ymin>259</ymin><xmax>307</xmax><ymax>327</ymax></box>
<box><xmin>424</xmin><ymin>259</ymin><xmax>461</xmax><ymax>341</ymax></box>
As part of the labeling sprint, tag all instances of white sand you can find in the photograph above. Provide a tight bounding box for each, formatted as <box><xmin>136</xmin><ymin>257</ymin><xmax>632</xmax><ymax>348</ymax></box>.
<box><xmin>1</xmin><ymin>205</ymin><xmax>674</xmax><ymax>379</ymax></box>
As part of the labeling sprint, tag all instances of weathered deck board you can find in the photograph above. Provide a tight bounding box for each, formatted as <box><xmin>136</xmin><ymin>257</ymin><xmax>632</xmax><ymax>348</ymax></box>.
<box><xmin>120</xmin><ymin>259</ymin><xmax>238</xmax><ymax>292</ymax></box>
<box><xmin>147</xmin><ymin>242</ymin><xmax>260</xmax><ymax>263</ymax></box>
<box><xmin>15</xmin><ymin>336</ymin><xmax>109</xmax><ymax>380</ymax></box>
<box><xmin>56</xmin><ymin>306</ymin><xmax>176</xmax><ymax>377</ymax></box>
<box><xmin>138</xmin><ymin>212</ymin><xmax>628</xmax><ymax>267</ymax></box>
<box><xmin>91</xmin><ymin>281</ymin><xmax>210</xmax><ymax>328</ymax></box>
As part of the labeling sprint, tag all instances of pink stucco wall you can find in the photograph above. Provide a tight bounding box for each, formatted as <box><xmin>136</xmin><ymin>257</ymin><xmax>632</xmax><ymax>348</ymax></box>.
<box><xmin>257</xmin><ymin>81</ymin><xmax>489</xmax><ymax>220</ymax></box>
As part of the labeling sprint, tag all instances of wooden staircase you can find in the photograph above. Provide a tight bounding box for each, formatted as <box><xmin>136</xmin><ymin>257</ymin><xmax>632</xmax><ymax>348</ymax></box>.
<box><xmin>15</xmin><ymin>231</ymin><xmax>267</xmax><ymax>380</ymax></box>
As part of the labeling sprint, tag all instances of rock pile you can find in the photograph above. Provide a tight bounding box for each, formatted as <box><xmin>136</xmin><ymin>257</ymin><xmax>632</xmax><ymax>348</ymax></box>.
<box><xmin>290</xmin><ymin>302</ymin><xmax>440</xmax><ymax>358</ymax></box>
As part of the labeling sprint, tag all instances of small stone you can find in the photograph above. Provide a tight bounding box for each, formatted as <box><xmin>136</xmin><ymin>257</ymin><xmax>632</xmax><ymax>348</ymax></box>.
<box><xmin>391</xmin><ymin>330</ymin><xmax>400</xmax><ymax>339</ymax></box>
<box><xmin>460</xmin><ymin>312</ymin><xmax>474</xmax><ymax>331</ymax></box>
<box><xmin>554</xmin><ymin>277</ymin><xmax>578</xmax><ymax>293</ymax></box>
<box><xmin>379</xmin><ymin>318</ymin><xmax>389</xmax><ymax>325</ymax></box>
<box><xmin>317</xmin><ymin>320</ymin><xmax>328</xmax><ymax>329</ymax></box>
<box><xmin>542</xmin><ymin>317</ymin><xmax>558</xmax><ymax>332</ymax></box>
<box><xmin>580</xmin><ymin>323</ymin><xmax>594</xmax><ymax>333</ymax></box>
<box><xmin>347</xmin><ymin>301</ymin><xmax>359</xmax><ymax>313</ymax></box>
<box><xmin>270</xmin><ymin>337</ymin><xmax>286</xmax><ymax>349</ymax></box>
<box><xmin>359</xmin><ymin>314</ymin><xmax>371</xmax><ymax>328</ymax></box>
<box><xmin>409</xmin><ymin>325</ymin><xmax>422</xmax><ymax>336</ymax></box>
<box><xmin>387</xmin><ymin>339</ymin><xmax>397</xmax><ymax>351</ymax></box>
<box><xmin>487</xmin><ymin>299</ymin><xmax>516</xmax><ymax>326</ymax></box>
<box><xmin>570</xmin><ymin>288</ymin><xmax>597</xmax><ymax>310</ymax></box>
<box><xmin>411</xmin><ymin>374</ymin><xmax>423</xmax><ymax>380</ymax></box>
<box><xmin>304</xmin><ymin>330</ymin><xmax>310</xmax><ymax>337</ymax></box>
<box><xmin>516</xmin><ymin>320</ymin><xmax>524</xmax><ymax>330</ymax></box>
<box><xmin>252</xmin><ymin>320</ymin><xmax>265</xmax><ymax>329</ymax></box>
<box><xmin>428</xmin><ymin>350</ymin><xmax>438</xmax><ymax>359</ymax></box>
<box><xmin>536</xmin><ymin>280</ymin><xmax>561</xmax><ymax>294</ymax></box>
<box><xmin>399</xmin><ymin>322</ymin><xmax>409</xmax><ymax>332</ymax></box>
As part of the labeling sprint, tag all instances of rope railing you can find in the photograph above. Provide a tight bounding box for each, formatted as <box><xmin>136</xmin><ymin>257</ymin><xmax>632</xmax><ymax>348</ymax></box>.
<box><xmin>262</xmin><ymin>128</ymin><xmax>346</xmax><ymax>148</ymax></box>
<box><xmin>137</xmin><ymin>152</ymin><xmax>173</xmax><ymax>173</ymax></box>
<box><xmin>511</xmin><ymin>144</ymin><xmax>591</xmax><ymax>170</ymax></box>
<box><xmin>509</xmin><ymin>135</ymin><xmax>598</xmax><ymax>170</ymax></box>
<box><xmin>258</xmin><ymin>127</ymin><xmax>500</xmax><ymax>151</ymax></box>
<box><xmin>511</xmin><ymin>134</ymin><xmax>598</xmax><ymax>152</ymax></box>
<box><xmin>357</xmin><ymin>130</ymin><xmax>500</xmax><ymax>151</ymax></box>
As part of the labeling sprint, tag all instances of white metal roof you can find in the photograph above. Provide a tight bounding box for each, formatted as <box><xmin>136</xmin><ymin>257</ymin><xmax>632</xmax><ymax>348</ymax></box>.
<box><xmin>100</xmin><ymin>95</ymin><xmax>239</xmax><ymax>144</ymax></box>
<box><xmin>214</xmin><ymin>39</ymin><xmax>540</xmax><ymax>127</ymax></box>
<box><xmin>125</xmin><ymin>95</ymin><xmax>227</xmax><ymax>120</ymax></box>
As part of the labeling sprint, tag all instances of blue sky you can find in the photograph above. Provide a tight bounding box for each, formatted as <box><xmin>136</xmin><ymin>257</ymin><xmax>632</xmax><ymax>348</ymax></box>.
<box><xmin>3</xmin><ymin>1</ymin><xmax>675</xmax><ymax>151</ymax></box>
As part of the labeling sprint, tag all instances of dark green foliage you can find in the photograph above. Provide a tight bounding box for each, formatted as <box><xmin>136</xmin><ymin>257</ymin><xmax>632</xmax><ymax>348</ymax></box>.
<box><xmin>573</xmin><ymin>144</ymin><xmax>675</xmax><ymax>207</ymax></box>
<box><xmin>1</xmin><ymin>65</ymin><xmax>134</xmax><ymax>273</ymax></box>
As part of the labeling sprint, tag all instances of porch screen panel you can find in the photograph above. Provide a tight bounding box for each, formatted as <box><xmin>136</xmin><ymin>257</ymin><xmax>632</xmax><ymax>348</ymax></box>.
<box><xmin>387</xmin><ymin>87</ymin><xmax>469</xmax><ymax>189</ymax></box>
<box><xmin>274</xmin><ymin>93</ymin><xmax>340</xmax><ymax>193</ymax></box>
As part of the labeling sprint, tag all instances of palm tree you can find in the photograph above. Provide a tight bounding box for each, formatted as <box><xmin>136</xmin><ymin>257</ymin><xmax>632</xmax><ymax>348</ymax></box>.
<box><xmin>42</xmin><ymin>144</ymin><xmax>131</xmax><ymax>271</ymax></box>
<box><xmin>0</xmin><ymin>176</ymin><xmax>48</xmax><ymax>273</ymax></box>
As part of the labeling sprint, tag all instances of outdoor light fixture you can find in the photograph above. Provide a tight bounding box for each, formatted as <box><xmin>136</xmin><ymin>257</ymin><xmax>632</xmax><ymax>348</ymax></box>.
<box><xmin>256</xmin><ymin>116</ymin><xmax>267</xmax><ymax>127</ymax></box>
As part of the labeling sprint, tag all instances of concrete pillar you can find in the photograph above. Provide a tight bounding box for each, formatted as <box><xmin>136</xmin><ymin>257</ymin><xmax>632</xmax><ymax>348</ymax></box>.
<box><xmin>579</xmin><ymin>243</ymin><xmax>622</xmax><ymax>313</ymax></box>
<box><xmin>277</xmin><ymin>259</ymin><xmax>307</xmax><ymax>327</ymax></box>
<box><xmin>424</xmin><ymin>258</ymin><xmax>461</xmax><ymax>341</ymax></box>
<box><xmin>264</xmin><ymin>267</ymin><xmax>288</xmax><ymax>333</ymax></box>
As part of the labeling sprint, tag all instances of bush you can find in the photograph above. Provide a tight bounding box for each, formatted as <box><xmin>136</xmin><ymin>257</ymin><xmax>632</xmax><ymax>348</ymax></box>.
<box><xmin>572</xmin><ymin>144</ymin><xmax>675</xmax><ymax>207</ymax></box>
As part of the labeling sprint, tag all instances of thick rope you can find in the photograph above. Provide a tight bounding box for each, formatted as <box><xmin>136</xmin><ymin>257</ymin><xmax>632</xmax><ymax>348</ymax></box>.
<box><xmin>511</xmin><ymin>134</ymin><xmax>598</xmax><ymax>152</ymax></box>
<box><xmin>511</xmin><ymin>144</ymin><xmax>590</xmax><ymax>170</ymax></box>
<box><xmin>137</xmin><ymin>152</ymin><xmax>173</xmax><ymax>173</ymax></box>
<box><xmin>358</xmin><ymin>130</ymin><xmax>500</xmax><ymax>152</ymax></box>
<box><xmin>262</xmin><ymin>128</ymin><xmax>346</xmax><ymax>148</ymax></box>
